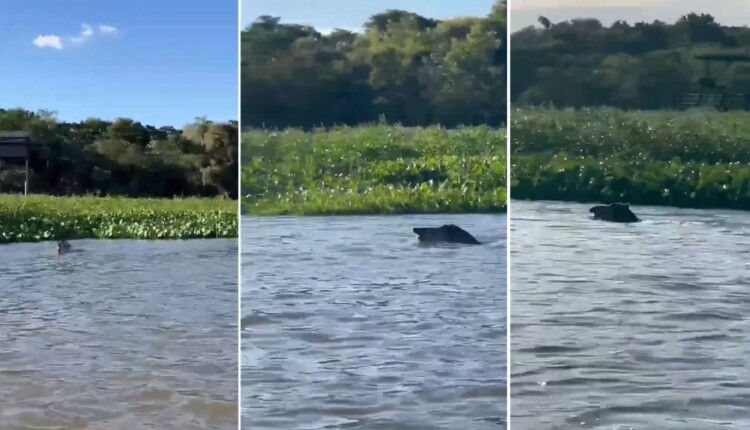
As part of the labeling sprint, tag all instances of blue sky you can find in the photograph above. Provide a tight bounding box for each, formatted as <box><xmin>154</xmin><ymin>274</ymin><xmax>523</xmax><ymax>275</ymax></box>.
<box><xmin>0</xmin><ymin>0</ymin><xmax>238</xmax><ymax>127</ymax></box>
<box><xmin>512</xmin><ymin>0</ymin><xmax>748</xmax><ymax>32</ymax></box>
<box><xmin>242</xmin><ymin>0</ymin><xmax>498</xmax><ymax>33</ymax></box>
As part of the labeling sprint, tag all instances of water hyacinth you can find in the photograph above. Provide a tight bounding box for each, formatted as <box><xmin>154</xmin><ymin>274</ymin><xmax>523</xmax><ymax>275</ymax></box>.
<box><xmin>0</xmin><ymin>195</ymin><xmax>237</xmax><ymax>244</ymax></box>
<box><xmin>511</xmin><ymin>108</ymin><xmax>750</xmax><ymax>210</ymax></box>
<box><xmin>241</xmin><ymin>125</ymin><xmax>507</xmax><ymax>215</ymax></box>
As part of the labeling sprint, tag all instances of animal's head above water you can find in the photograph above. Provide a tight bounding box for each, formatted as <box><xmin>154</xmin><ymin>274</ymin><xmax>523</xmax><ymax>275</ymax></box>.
<box><xmin>57</xmin><ymin>240</ymin><xmax>71</xmax><ymax>255</ymax></box>
<box><xmin>412</xmin><ymin>224</ymin><xmax>481</xmax><ymax>245</ymax></box>
<box><xmin>589</xmin><ymin>202</ymin><xmax>640</xmax><ymax>223</ymax></box>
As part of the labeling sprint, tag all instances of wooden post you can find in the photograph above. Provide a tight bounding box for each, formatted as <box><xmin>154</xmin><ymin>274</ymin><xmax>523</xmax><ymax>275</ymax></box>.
<box><xmin>24</xmin><ymin>156</ymin><xmax>29</xmax><ymax>195</ymax></box>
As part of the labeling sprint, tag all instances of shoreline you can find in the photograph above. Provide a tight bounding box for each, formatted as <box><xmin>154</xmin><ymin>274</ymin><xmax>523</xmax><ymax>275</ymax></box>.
<box><xmin>241</xmin><ymin>207</ymin><xmax>508</xmax><ymax>216</ymax></box>
<box><xmin>511</xmin><ymin>154</ymin><xmax>750</xmax><ymax>212</ymax></box>
<box><xmin>241</xmin><ymin>125</ymin><xmax>507</xmax><ymax>217</ymax></box>
<box><xmin>511</xmin><ymin>108</ymin><xmax>750</xmax><ymax>212</ymax></box>
<box><xmin>510</xmin><ymin>197</ymin><xmax>750</xmax><ymax>212</ymax></box>
<box><xmin>0</xmin><ymin>195</ymin><xmax>238</xmax><ymax>244</ymax></box>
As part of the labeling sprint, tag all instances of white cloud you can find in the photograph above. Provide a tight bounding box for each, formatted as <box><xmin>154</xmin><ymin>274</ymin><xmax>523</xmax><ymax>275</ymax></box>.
<box><xmin>81</xmin><ymin>23</ymin><xmax>94</xmax><ymax>37</ymax></box>
<box><xmin>33</xmin><ymin>34</ymin><xmax>63</xmax><ymax>49</ymax></box>
<box><xmin>70</xmin><ymin>23</ymin><xmax>95</xmax><ymax>45</ymax></box>
<box><xmin>33</xmin><ymin>22</ymin><xmax>119</xmax><ymax>49</ymax></box>
<box><xmin>99</xmin><ymin>24</ymin><xmax>118</xmax><ymax>35</ymax></box>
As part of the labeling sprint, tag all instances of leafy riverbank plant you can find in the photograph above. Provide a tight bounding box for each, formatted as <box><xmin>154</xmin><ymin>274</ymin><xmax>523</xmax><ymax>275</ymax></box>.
<box><xmin>0</xmin><ymin>195</ymin><xmax>237</xmax><ymax>244</ymax></box>
<box><xmin>241</xmin><ymin>125</ymin><xmax>506</xmax><ymax>215</ymax></box>
<box><xmin>511</xmin><ymin>107</ymin><xmax>750</xmax><ymax>209</ymax></box>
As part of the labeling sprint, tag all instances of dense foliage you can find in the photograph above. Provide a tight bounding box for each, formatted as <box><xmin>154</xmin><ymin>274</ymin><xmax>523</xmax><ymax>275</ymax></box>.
<box><xmin>0</xmin><ymin>195</ymin><xmax>237</xmax><ymax>244</ymax></box>
<box><xmin>511</xmin><ymin>13</ymin><xmax>750</xmax><ymax>109</ymax></box>
<box><xmin>242</xmin><ymin>125</ymin><xmax>506</xmax><ymax>215</ymax></box>
<box><xmin>242</xmin><ymin>2</ymin><xmax>506</xmax><ymax>129</ymax></box>
<box><xmin>0</xmin><ymin>108</ymin><xmax>238</xmax><ymax>198</ymax></box>
<box><xmin>511</xmin><ymin>108</ymin><xmax>750</xmax><ymax>209</ymax></box>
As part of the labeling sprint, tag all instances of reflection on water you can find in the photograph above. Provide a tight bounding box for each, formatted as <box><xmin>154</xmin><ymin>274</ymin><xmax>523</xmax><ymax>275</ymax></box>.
<box><xmin>242</xmin><ymin>214</ymin><xmax>506</xmax><ymax>430</ymax></box>
<box><xmin>0</xmin><ymin>239</ymin><xmax>238</xmax><ymax>429</ymax></box>
<box><xmin>511</xmin><ymin>200</ymin><xmax>750</xmax><ymax>430</ymax></box>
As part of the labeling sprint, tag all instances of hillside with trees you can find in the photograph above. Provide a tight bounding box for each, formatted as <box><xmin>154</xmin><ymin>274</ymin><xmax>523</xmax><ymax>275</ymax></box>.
<box><xmin>241</xmin><ymin>1</ymin><xmax>507</xmax><ymax>129</ymax></box>
<box><xmin>511</xmin><ymin>13</ymin><xmax>750</xmax><ymax>109</ymax></box>
<box><xmin>0</xmin><ymin>108</ymin><xmax>238</xmax><ymax>198</ymax></box>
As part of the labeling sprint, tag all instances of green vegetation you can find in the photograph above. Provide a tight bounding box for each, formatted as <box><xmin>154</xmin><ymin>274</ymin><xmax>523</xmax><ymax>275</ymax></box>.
<box><xmin>241</xmin><ymin>4</ymin><xmax>508</xmax><ymax>215</ymax></box>
<box><xmin>242</xmin><ymin>125</ymin><xmax>506</xmax><ymax>215</ymax></box>
<box><xmin>242</xmin><ymin>2</ymin><xmax>506</xmax><ymax>129</ymax></box>
<box><xmin>0</xmin><ymin>195</ymin><xmax>237</xmax><ymax>244</ymax></box>
<box><xmin>512</xmin><ymin>13</ymin><xmax>750</xmax><ymax>109</ymax></box>
<box><xmin>511</xmin><ymin>108</ymin><xmax>750</xmax><ymax>209</ymax></box>
<box><xmin>0</xmin><ymin>108</ymin><xmax>237</xmax><ymax>198</ymax></box>
<box><xmin>0</xmin><ymin>108</ymin><xmax>238</xmax><ymax>244</ymax></box>
<box><xmin>511</xmin><ymin>13</ymin><xmax>750</xmax><ymax>210</ymax></box>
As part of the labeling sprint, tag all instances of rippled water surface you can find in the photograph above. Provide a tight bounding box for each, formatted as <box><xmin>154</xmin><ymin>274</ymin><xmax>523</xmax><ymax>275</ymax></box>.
<box><xmin>0</xmin><ymin>239</ymin><xmax>238</xmax><ymax>429</ymax></box>
<box><xmin>242</xmin><ymin>214</ymin><xmax>506</xmax><ymax>429</ymax></box>
<box><xmin>511</xmin><ymin>201</ymin><xmax>750</xmax><ymax>429</ymax></box>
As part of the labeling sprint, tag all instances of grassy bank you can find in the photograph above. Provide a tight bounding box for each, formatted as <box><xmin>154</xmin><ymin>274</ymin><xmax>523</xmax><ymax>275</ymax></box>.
<box><xmin>0</xmin><ymin>195</ymin><xmax>237</xmax><ymax>244</ymax></box>
<box><xmin>511</xmin><ymin>108</ymin><xmax>750</xmax><ymax>209</ymax></box>
<box><xmin>241</xmin><ymin>125</ymin><xmax>506</xmax><ymax>215</ymax></box>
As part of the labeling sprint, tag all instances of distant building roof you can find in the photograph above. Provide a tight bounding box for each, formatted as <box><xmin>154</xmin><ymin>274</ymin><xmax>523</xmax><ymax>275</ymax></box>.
<box><xmin>0</xmin><ymin>132</ymin><xmax>30</xmax><ymax>158</ymax></box>
<box><xmin>694</xmin><ymin>53</ymin><xmax>750</xmax><ymax>62</ymax></box>
<box><xmin>0</xmin><ymin>131</ymin><xmax>30</xmax><ymax>142</ymax></box>
<box><xmin>0</xmin><ymin>131</ymin><xmax>30</xmax><ymax>136</ymax></box>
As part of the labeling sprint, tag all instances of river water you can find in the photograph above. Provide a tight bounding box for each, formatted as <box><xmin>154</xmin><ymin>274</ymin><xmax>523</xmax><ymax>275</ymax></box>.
<box><xmin>0</xmin><ymin>239</ymin><xmax>238</xmax><ymax>429</ymax></box>
<box><xmin>511</xmin><ymin>200</ymin><xmax>750</xmax><ymax>429</ymax></box>
<box><xmin>242</xmin><ymin>214</ymin><xmax>506</xmax><ymax>429</ymax></box>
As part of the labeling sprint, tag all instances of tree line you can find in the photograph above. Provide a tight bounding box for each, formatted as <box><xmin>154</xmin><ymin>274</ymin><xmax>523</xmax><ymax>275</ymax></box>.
<box><xmin>241</xmin><ymin>1</ymin><xmax>507</xmax><ymax>129</ymax></box>
<box><xmin>511</xmin><ymin>13</ymin><xmax>750</xmax><ymax>109</ymax></box>
<box><xmin>0</xmin><ymin>108</ymin><xmax>238</xmax><ymax>198</ymax></box>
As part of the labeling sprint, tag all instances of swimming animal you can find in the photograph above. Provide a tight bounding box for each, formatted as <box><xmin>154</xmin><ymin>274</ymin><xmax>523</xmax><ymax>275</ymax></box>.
<box><xmin>57</xmin><ymin>240</ymin><xmax>72</xmax><ymax>255</ymax></box>
<box><xmin>589</xmin><ymin>202</ymin><xmax>640</xmax><ymax>223</ymax></box>
<box><xmin>412</xmin><ymin>224</ymin><xmax>481</xmax><ymax>245</ymax></box>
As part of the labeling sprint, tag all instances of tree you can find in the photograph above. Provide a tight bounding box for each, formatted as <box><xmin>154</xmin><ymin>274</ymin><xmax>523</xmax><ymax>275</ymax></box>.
<box><xmin>538</xmin><ymin>16</ymin><xmax>552</xmax><ymax>30</ymax></box>
<box><xmin>511</xmin><ymin>13</ymin><xmax>746</xmax><ymax>110</ymax></box>
<box><xmin>0</xmin><ymin>108</ymin><xmax>237</xmax><ymax>197</ymax></box>
<box><xmin>241</xmin><ymin>3</ymin><xmax>507</xmax><ymax>129</ymax></box>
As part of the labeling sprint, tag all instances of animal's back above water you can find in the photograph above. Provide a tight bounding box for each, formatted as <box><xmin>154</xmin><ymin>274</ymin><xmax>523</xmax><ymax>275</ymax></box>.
<box><xmin>589</xmin><ymin>202</ymin><xmax>640</xmax><ymax>223</ymax></box>
<box><xmin>412</xmin><ymin>224</ymin><xmax>481</xmax><ymax>245</ymax></box>
<box><xmin>57</xmin><ymin>240</ymin><xmax>82</xmax><ymax>255</ymax></box>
